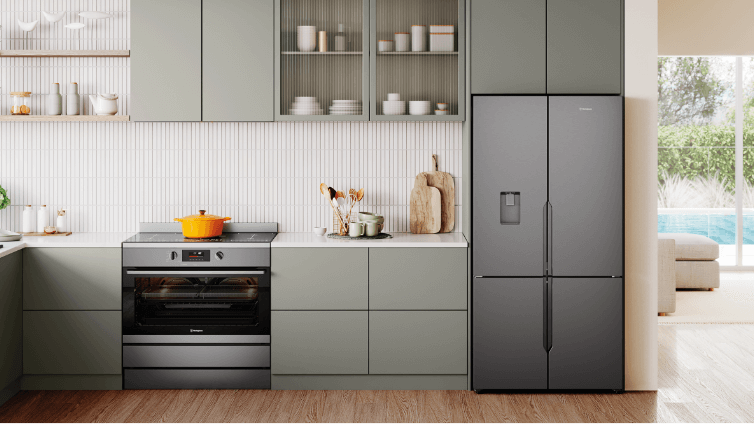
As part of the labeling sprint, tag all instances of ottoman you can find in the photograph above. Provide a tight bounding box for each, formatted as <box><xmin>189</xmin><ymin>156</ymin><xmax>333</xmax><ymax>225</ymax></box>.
<box><xmin>658</xmin><ymin>233</ymin><xmax>720</xmax><ymax>290</ymax></box>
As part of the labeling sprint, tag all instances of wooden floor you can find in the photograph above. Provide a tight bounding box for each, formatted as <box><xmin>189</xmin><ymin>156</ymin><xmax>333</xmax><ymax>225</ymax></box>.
<box><xmin>1</xmin><ymin>325</ymin><xmax>753</xmax><ymax>422</ymax></box>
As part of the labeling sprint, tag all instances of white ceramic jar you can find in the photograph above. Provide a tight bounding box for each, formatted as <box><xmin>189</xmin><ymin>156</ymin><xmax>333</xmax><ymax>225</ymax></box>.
<box><xmin>378</xmin><ymin>40</ymin><xmax>394</xmax><ymax>52</ymax></box>
<box><xmin>411</xmin><ymin>25</ymin><xmax>427</xmax><ymax>52</ymax></box>
<box><xmin>22</xmin><ymin>205</ymin><xmax>35</xmax><ymax>233</ymax></box>
<box><xmin>37</xmin><ymin>205</ymin><xmax>48</xmax><ymax>233</ymax></box>
<box><xmin>297</xmin><ymin>26</ymin><xmax>317</xmax><ymax>52</ymax></box>
<box><xmin>395</xmin><ymin>32</ymin><xmax>410</xmax><ymax>51</ymax></box>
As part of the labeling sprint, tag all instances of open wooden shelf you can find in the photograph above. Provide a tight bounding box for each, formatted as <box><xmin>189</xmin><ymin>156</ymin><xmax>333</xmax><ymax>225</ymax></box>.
<box><xmin>0</xmin><ymin>50</ymin><xmax>130</xmax><ymax>58</ymax></box>
<box><xmin>0</xmin><ymin>115</ymin><xmax>130</xmax><ymax>122</ymax></box>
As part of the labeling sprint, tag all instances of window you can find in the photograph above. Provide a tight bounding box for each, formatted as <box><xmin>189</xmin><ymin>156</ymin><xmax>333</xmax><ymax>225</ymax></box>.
<box><xmin>658</xmin><ymin>57</ymin><xmax>753</xmax><ymax>267</ymax></box>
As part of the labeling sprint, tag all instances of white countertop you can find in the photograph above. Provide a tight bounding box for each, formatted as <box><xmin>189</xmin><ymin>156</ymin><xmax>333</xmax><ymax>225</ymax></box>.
<box><xmin>271</xmin><ymin>232</ymin><xmax>468</xmax><ymax>248</ymax></box>
<box><xmin>0</xmin><ymin>232</ymin><xmax>133</xmax><ymax>259</ymax></box>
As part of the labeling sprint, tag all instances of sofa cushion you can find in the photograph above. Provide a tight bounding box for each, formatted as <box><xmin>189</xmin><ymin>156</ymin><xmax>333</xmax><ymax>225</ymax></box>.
<box><xmin>658</xmin><ymin>233</ymin><xmax>719</xmax><ymax>260</ymax></box>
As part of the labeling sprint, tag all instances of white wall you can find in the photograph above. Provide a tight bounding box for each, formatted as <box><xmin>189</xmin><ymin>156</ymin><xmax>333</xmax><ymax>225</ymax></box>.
<box><xmin>0</xmin><ymin>1</ymin><xmax>463</xmax><ymax>233</ymax></box>
<box><xmin>625</xmin><ymin>0</ymin><xmax>659</xmax><ymax>391</ymax></box>
<box><xmin>660</xmin><ymin>0</ymin><xmax>754</xmax><ymax>55</ymax></box>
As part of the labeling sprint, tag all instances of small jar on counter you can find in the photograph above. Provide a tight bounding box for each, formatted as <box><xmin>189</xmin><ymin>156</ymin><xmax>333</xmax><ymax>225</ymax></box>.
<box><xmin>10</xmin><ymin>92</ymin><xmax>31</xmax><ymax>115</ymax></box>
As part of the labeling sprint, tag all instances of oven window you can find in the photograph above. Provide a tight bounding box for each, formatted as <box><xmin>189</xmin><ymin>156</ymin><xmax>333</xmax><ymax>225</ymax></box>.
<box><xmin>134</xmin><ymin>277</ymin><xmax>260</xmax><ymax>327</ymax></box>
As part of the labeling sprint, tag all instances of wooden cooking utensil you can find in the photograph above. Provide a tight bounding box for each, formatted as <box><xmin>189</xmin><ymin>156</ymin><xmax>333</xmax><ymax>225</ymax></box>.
<box><xmin>425</xmin><ymin>154</ymin><xmax>455</xmax><ymax>233</ymax></box>
<box><xmin>410</xmin><ymin>173</ymin><xmax>442</xmax><ymax>234</ymax></box>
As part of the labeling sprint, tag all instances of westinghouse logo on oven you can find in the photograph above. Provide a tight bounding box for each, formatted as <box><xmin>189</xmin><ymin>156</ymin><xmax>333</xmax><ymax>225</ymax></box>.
<box><xmin>190</xmin><ymin>329</ymin><xmax>204</xmax><ymax>333</ymax></box>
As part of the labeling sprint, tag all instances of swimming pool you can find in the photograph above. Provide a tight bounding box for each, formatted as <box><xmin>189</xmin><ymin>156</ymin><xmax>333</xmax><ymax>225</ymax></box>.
<box><xmin>658</xmin><ymin>211</ymin><xmax>754</xmax><ymax>245</ymax></box>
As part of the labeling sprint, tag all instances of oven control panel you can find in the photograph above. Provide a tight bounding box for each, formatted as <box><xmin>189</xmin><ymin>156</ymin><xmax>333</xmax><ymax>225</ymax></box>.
<box><xmin>182</xmin><ymin>250</ymin><xmax>211</xmax><ymax>262</ymax></box>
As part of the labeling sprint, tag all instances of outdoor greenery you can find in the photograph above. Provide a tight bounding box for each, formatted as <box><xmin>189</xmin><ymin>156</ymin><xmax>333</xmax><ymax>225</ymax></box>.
<box><xmin>658</xmin><ymin>57</ymin><xmax>728</xmax><ymax>126</ymax></box>
<box><xmin>0</xmin><ymin>185</ymin><xmax>9</xmax><ymax>211</ymax></box>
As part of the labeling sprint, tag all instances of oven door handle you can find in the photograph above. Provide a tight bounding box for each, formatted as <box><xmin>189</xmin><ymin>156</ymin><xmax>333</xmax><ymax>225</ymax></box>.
<box><xmin>126</xmin><ymin>270</ymin><xmax>266</xmax><ymax>275</ymax></box>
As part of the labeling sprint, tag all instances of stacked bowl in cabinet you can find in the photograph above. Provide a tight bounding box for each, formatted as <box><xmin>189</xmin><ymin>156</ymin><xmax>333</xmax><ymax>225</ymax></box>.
<box><xmin>290</xmin><ymin>97</ymin><xmax>324</xmax><ymax>115</ymax></box>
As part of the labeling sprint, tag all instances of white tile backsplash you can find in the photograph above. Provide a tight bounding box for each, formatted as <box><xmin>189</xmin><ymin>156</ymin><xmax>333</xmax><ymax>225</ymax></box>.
<box><xmin>0</xmin><ymin>1</ymin><xmax>463</xmax><ymax>234</ymax></box>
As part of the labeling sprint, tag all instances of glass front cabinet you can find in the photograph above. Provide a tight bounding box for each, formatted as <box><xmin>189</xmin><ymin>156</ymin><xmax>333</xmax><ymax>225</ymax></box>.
<box><xmin>275</xmin><ymin>0</ymin><xmax>465</xmax><ymax>121</ymax></box>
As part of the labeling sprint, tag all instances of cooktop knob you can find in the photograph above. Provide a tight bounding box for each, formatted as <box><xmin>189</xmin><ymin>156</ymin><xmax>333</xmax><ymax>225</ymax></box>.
<box><xmin>215</xmin><ymin>251</ymin><xmax>224</xmax><ymax>260</ymax></box>
<box><xmin>170</xmin><ymin>251</ymin><xmax>178</xmax><ymax>260</ymax></box>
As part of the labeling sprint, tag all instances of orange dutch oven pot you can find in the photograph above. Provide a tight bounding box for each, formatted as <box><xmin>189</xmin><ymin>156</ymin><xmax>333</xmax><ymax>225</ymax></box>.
<box><xmin>174</xmin><ymin>210</ymin><xmax>231</xmax><ymax>238</ymax></box>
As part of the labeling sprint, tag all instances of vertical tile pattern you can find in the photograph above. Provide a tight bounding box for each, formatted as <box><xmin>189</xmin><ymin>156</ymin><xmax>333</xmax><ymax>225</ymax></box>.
<box><xmin>0</xmin><ymin>1</ymin><xmax>463</xmax><ymax>233</ymax></box>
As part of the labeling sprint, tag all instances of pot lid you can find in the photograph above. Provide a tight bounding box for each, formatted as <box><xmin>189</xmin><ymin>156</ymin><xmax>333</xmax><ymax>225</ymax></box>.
<box><xmin>180</xmin><ymin>210</ymin><xmax>230</xmax><ymax>221</ymax></box>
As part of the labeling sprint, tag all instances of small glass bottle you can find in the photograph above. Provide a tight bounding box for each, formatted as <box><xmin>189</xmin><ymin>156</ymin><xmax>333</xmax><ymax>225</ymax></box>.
<box><xmin>334</xmin><ymin>24</ymin><xmax>346</xmax><ymax>52</ymax></box>
<box><xmin>10</xmin><ymin>92</ymin><xmax>31</xmax><ymax>115</ymax></box>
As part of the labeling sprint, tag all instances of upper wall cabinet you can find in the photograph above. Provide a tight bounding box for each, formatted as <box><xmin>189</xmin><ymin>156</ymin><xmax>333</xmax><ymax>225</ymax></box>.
<box><xmin>471</xmin><ymin>0</ymin><xmax>546</xmax><ymax>94</ymax></box>
<box><xmin>132</xmin><ymin>0</ymin><xmax>202</xmax><ymax>121</ymax></box>
<box><xmin>471</xmin><ymin>0</ymin><xmax>622</xmax><ymax>95</ymax></box>
<box><xmin>547</xmin><ymin>0</ymin><xmax>622</xmax><ymax>94</ymax></box>
<box><xmin>370</xmin><ymin>0</ymin><xmax>465</xmax><ymax>121</ymax></box>
<box><xmin>275</xmin><ymin>0</ymin><xmax>370</xmax><ymax>121</ymax></box>
<box><xmin>203</xmin><ymin>0</ymin><xmax>275</xmax><ymax>122</ymax></box>
<box><xmin>133</xmin><ymin>0</ymin><xmax>275</xmax><ymax>122</ymax></box>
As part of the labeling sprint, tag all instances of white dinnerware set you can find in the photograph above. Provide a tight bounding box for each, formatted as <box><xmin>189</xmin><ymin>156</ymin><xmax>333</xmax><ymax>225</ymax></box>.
<box><xmin>383</xmin><ymin>93</ymin><xmax>449</xmax><ymax>116</ymax></box>
<box><xmin>290</xmin><ymin>97</ymin><xmax>324</xmax><ymax>115</ymax></box>
<box><xmin>329</xmin><ymin>100</ymin><xmax>362</xmax><ymax>115</ymax></box>
<box><xmin>383</xmin><ymin>93</ymin><xmax>406</xmax><ymax>115</ymax></box>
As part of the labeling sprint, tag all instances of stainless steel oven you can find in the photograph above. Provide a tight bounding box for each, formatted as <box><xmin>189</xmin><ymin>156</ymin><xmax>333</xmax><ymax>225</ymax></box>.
<box><xmin>121</xmin><ymin>223</ymin><xmax>275</xmax><ymax>389</ymax></box>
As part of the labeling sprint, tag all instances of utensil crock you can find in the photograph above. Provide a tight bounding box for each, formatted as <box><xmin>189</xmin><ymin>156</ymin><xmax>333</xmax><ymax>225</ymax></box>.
<box><xmin>174</xmin><ymin>210</ymin><xmax>231</xmax><ymax>238</ymax></box>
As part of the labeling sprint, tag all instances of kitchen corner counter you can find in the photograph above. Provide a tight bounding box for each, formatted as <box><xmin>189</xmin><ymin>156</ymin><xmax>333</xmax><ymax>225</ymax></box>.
<box><xmin>271</xmin><ymin>232</ymin><xmax>468</xmax><ymax>248</ymax></box>
<box><xmin>0</xmin><ymin>232</ymin><xmax>133</xmax><ymax>259</ymax></box>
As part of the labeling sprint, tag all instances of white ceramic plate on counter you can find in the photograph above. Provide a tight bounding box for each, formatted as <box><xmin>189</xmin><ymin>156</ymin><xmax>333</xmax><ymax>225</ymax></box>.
<box><xmin>0</xmin><ymin>229</ymin><xmax>22</xmax><ymax>242</ymax></box>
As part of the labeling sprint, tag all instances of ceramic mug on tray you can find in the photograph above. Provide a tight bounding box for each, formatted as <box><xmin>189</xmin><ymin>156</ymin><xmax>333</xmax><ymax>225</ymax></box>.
<box><xmin>349</xmin><ymin>222</ymin><xmax>365</xmax><ymax>237</ymax></box>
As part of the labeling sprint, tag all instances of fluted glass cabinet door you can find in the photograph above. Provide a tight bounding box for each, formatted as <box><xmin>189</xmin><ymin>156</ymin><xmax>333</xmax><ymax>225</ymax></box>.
<box><xmin>370</xmin><ymin>0</ymin><xmax>465</xmax><ymax>121</ymax></box>
<box><xmin>275</xmin><ymin>0</ymin><xmax>370</xmax><ymax>121</ymax></box>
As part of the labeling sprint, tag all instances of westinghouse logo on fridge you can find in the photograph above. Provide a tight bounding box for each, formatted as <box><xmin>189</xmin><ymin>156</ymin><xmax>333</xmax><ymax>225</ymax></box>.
<box><xmin>579</xmin><ymin>107</ymin><xmax>593</xmax><ymax>111</ymax></box>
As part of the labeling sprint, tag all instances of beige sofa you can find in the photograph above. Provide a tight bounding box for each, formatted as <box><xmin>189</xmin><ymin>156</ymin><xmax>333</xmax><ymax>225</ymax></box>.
<box><xmin>658</xmin><ymin>233</ymin><xmax>720</xmax><ymax>290</ymax></box>
<box><xmin>658</xmin><ymin>238</ymin><xmax>676</xmax><ymax>315</ymax></box>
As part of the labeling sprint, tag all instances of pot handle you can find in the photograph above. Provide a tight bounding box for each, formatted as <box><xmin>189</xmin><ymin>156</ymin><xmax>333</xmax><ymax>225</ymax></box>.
<box><xmin>223</xmin><ymin>217</ymin><xmax>232</xmax><ymax>221</ymax></box>
<box><xmin>174</xmin><ymin>218</ymin><xmax>183</xmax><ymax>222</ymax></box>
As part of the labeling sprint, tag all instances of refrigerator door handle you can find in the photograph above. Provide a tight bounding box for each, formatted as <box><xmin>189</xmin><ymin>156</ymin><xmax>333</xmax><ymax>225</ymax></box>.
<box><xmin>543</xmin><ymin>202</ymin><xmax>548</xmax><ymax>275</ymax></box>
<box><xmin>547</xmin><ymin>276</ymin><xmax>553</xmax><ymax>352</ymax></box>
<box><xmin>543</xmin><ymin>277</ymin><xmax>548</xmax><ymax>352</ymax></box>
<box><xmin>547</xmin><ymin>202</ymin><xmax>553</xmax><ymax>275</ymax></box>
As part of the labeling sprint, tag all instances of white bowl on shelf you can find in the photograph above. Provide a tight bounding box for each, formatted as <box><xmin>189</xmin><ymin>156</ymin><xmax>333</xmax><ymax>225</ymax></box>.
<box><xmin>435</xmin><ymin>110</ymin><xmax>448</xmax><ymax>116</ymax></box>
<box><xmin>383</xmin><ymin>100</ymin><xmax>406</xmax><ymax>115</ymax></box>
<box><xmin>409</xmin><ymin>101</ymin><xmax>432</xmax><ymax>115</ymax></box>
<box><xmin>387</xmin><ymin>93</ymin><xmax>401</xmax><ymax>101</ymax></box>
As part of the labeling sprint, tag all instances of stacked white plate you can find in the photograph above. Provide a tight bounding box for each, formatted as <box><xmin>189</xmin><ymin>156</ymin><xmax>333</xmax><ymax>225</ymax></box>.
<box><xmin>409</xmin><ymin>100</ymin><xmax>431</xmax><ymax>115</ymax></box>
<box><xmin>329</xmin><ymin>100</ymin><xmax>363</xmax><ymax>115</ymax></box>
<box><xmin>290</xmin><ymin>96</ymin><xmax>324</xmax><ymax>115</ymax></box>
<box><xmin>383</xmin><ymin>100</ymin><xmax>406</xmax><ymax>115</ymax></box>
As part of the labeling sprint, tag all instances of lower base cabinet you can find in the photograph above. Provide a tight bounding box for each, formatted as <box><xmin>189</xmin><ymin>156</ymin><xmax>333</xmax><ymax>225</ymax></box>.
<box><xmin>0</xmin><ymin>251</ymin><xmax>22</xmax><ymax>406</ymax></box>
<box><xmin>272</xmin><ymin>311</ymin><xmax>368</xmax><ymax>375</ymax></box>
<box><xmin>369</xmin><ymin>311</ymin><xmax>467</xmax><ymax>375</ymax></box>
<box><xmin>23</xmin><ymin>311</ymin><xmax>122</xmax><ymax>375</ymax></box>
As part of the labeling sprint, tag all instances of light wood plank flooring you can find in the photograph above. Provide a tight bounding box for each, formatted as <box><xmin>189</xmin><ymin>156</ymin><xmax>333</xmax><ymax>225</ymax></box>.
<box><xmin>1</xmin><ymin>325</ymin><xmax>752</xmax><ymax>423</ymax></box>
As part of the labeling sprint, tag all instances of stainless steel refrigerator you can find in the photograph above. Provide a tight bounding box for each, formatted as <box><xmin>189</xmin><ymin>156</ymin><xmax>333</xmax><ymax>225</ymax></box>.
<box><xmin>472</xmin><ymin>96</ymin><xmax>624</xmax><ymax>391</ymax></box>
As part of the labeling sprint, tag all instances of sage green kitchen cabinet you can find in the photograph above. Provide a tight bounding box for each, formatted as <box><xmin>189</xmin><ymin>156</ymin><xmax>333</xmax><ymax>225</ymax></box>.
<box><xmin>369</xmin><ymin>248</ymin><xmax>466</xmax><ymax>310</ymax></box>
<box><xmin>271</xmin><ymin>248</ymin><xmax>368</xmax><ymax>310</ymax></box>
<box><xmin>369</xmin><ymin>311</ymin><xmax>466</xmax><ymax>374</ymax></box>
<box><xmin>23</xmin><ymin>311</ymin><xmax>122</xmax><ymax>375</ymax></box>
<box><xmin>547</xmin><ymin>0</ymin><xmax>622</xmax><ymax>94</ymax></box>
<box><xmin>471</xmin><ymin>0</ymin><xmax>546</xmax><ymax>94</ymax></box>
<box><xmin>23</xmin><ymin>248</ymin><xmax>121</xmax><ymax>311</ymax></box>
<box><xmin>0</xmin><ymin>251</ymin><xmax>22</xmax><ymax>404</ymax></box>
<box><xmin>203</xmin><ymin>0</ymin><xmax>274</xmax><ymax>122</ymax></box>
<box><xmin>272</xmin><ymin>311</ymin><xmax>368</xmax><ymax>374</ymax></box>
<box><xmin>132</xmin><ymin>0</ymin><xmax>202</xmax><ymax>121</ymax></box>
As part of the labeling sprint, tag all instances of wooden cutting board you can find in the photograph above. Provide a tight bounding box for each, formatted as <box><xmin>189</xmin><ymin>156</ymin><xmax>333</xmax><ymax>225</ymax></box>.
<box><xmin>410</xmin><ymin>173</ymin><xmax>442</xmax><ymax>234</ymax></box>
<box><xmin>425</xmin><ymin>154</ymin><xmax>455</xmax><ymax>233</ymax></box>
<box><xmin>21</xmin><ymin>232</ymin><xmax>72</xmax><ymax>236</ymax></box>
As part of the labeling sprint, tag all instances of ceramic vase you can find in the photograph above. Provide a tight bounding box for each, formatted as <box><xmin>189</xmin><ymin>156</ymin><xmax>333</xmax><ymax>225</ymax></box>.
<box><xmin>47</xmin><ymin>83</ymin><xmax>62</xmax><ymax>115</ymax></box>
<box><xmin>67</xmin><ymin>83</ymin><xmax>80</xmax><ymax>115</ymax></box>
